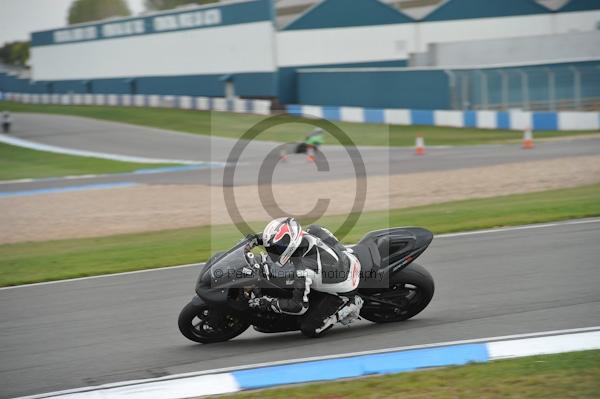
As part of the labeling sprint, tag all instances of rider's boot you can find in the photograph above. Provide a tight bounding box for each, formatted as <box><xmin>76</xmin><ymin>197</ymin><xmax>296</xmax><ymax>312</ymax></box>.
<box><xmin>308</xmin><ymin>296</ymin><xmax>364</xmax><ymax>336</ymax></box>
<box><xmin>335</xmin><ymin>295</ymin><xmax>364</xmax><ymax>325</ymax></box>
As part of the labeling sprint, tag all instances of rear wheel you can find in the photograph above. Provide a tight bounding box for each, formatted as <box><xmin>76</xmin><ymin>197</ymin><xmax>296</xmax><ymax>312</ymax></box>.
<box><xmin>178</xmin><ymin>302</ymin><xmax>250</xmax><ymax>343</ymax></box>
<box><xmin>360</xmin><ymin>263</ymin><xmax>434</xmax><ymax>323</ymax></box>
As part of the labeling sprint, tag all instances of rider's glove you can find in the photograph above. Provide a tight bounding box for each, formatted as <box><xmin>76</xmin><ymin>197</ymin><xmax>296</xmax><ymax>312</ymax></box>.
<box><xmin>245</xmin><ymin>233</ymin><xmax>262</xmax><ymax>247</ymax></box>
<box><xmin>248</xmin><ymin>296</ymin><xmax>275</xmax><ymax>312</ymax></box>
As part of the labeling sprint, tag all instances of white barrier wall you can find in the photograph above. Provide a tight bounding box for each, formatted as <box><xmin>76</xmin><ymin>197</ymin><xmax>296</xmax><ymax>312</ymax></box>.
<box><xmin>287</xmin><ymin>103</ymin><xmax>600</xmax><ymax>131</ymax></box>
<box><xmin>4</xmin><ymin>92</ymin><xmax>272</xmax><ymax>116</ymax></box>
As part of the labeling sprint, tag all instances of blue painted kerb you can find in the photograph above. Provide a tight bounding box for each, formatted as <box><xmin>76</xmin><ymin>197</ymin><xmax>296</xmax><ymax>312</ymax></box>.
<box><xmin>232</xmin><ymin>343</ymin><xmax>489</xmax><ymax>389</ymax></box>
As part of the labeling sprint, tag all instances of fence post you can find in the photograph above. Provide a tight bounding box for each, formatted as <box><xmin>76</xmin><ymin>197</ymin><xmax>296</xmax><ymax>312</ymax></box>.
<box><xmin>498</xmin><ymin>70</ymin><xmax>509</xmax><ymax>110</ymax></box>
<box><xmin>444</xmin><ymin>69</ymin><xmax>458</xmax><ymax>110</ymax></box>
<box><xmin>569</xmin><ymin>66</ymin><xmax>581</xmax><ymax>111</ymax></box>
<box><xmin>545</xmin><ymin>67</ymin><xmax>556</xmax><ymax>111</ymax></box>
<box><xmin>476</xmin><ymin>70</ymin><xmax>488</xmax><ymax>110</ymax></box>
<box><xmin>518</xmin><ymin>69</ymin><xmax>530</xmax><ymax>111</ymax></box>
<box><xmin>461</xmin><ymin>71</ymin><xmax>470</xmax><ymax>110</ymax></box>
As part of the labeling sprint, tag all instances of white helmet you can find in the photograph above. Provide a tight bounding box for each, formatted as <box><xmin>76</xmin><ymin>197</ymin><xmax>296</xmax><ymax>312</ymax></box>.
<box><xmin>262</xmin><ymin>217</ymin><xmax>303</xmax><ymax>265</ymax></box>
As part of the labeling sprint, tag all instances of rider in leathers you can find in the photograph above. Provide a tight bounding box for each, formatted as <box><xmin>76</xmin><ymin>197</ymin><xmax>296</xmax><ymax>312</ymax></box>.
<box><xmin>247</xmin><ymin>217</ymin><xmax>363</xmax><ymax>336</ymax></box>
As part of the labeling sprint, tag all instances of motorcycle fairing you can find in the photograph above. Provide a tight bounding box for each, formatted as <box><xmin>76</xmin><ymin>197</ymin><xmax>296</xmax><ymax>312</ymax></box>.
<box><xmin>356</xmin><ymin>227</ymin><xmax>433</xmax><ymax>274</ymax></box>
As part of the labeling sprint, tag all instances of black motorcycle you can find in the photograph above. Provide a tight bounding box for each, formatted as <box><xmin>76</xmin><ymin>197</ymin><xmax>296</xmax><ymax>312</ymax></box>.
<box><xmin>178</xmin><ymin>227</ymin><xmax>435</xmax><ymax>343</ymax></box>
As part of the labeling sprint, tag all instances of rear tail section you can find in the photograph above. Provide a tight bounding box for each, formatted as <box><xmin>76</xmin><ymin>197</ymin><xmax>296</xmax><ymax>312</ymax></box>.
<box><xmin>357</xmin><ymin>227</ymin><xmax>433</xmax><ymax>273</ymax></box>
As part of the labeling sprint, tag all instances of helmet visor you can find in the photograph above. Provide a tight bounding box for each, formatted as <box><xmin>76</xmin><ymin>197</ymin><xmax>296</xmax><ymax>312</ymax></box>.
<box><xmin>268</xmin><ymin>235</ymin><xmax>290</xmax><ymax>256</ymax></box>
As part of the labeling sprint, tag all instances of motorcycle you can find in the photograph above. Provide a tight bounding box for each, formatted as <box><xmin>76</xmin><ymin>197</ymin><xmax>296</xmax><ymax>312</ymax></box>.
<box><xmin>178</xmin><ymin>227</ymin><xmax>435</xmax><ymax>343</ymax></box>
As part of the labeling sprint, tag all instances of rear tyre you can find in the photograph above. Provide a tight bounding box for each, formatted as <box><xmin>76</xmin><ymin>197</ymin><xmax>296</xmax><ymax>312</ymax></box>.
<box><xmin>360</xmin><ymin>263</ymin><xmax>434</xmax><ymax>323</ymax></box>
<box><xmin>178</xmin><ymin>302</ymin><xmax>250</xmax><ymax>344</ymax></box>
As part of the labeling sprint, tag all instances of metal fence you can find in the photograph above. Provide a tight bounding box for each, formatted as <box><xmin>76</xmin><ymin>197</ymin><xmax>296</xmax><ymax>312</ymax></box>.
<box><xmin>446</xmin><ymin>62</ymin><xmax>600</xmax><ymax>112</ymax></box>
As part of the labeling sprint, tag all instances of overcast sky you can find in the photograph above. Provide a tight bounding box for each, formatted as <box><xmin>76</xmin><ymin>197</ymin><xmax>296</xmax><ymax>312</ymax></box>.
<box><xmin>0</xmin><ymin>0</ymin><xmax>146</xmax><ymax>45</ymax></box>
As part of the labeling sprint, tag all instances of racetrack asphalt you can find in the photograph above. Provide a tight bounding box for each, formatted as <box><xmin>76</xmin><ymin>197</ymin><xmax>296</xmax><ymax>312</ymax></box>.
<box><xmin>1</xmin><ymin>219</ymin><xmax>599</xmax><ymax>398</ymax></box>
<box><xmin>2</xmin><ymin>113</ymin><xmax>600</xmax><ymax>193</ymax></box>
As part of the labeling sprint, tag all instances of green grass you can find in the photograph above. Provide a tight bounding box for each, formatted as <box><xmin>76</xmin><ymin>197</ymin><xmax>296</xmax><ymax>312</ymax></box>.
<box><xmin>0</xmin><ymin>142</ymin><xmax>175</xmax><ymax>180</ymax></box>
<box><xmin>4</xmin><ymin>102</ymin><xmax>598</xmax><ymax>147</ymax></box>
<box><xmin>1</xmin><ymin>183</ymin><xmax>599</xmax><ymax>287</ymax></box>
<box><xmin>224</xmin><ymin>350</ymin><xmax>600</xmax><ymax>399</ymax></box>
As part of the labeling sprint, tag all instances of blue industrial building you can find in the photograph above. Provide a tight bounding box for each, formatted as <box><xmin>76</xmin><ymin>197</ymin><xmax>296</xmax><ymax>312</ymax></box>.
<box><xmin>1</xmin><ymin>0</ymin><xmax>599</xmax><ymax>112</ymax></box>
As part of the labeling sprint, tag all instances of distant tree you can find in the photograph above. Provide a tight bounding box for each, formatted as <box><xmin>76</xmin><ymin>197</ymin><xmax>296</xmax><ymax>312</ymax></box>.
<box><xmin>145</xmin><ymin>0</ymin><xmax>219</xmax><ymax>11</ymax></box>
<box><xmin>0</xmin><ymin>41</ymin><xmax>30</xmax><ymax>67</ymax></box>
<box><xmin>67</xmin><ymin>0</ymin><xmax>131</xmax><ymax>25</ymax></box>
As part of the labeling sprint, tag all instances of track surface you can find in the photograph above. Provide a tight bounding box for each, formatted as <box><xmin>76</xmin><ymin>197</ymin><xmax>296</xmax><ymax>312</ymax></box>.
<box><xmin>2</xmin><ymin>113</ymin><xmax>600</xmax><ymax>193</ymax></box>
<box><xmin>1</xmin><ymin>220</ymin><xmax>599</xmax><ymax>398</ymax></box>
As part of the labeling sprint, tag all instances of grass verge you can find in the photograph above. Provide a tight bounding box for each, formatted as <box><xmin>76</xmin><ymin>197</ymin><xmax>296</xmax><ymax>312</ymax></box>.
<box><xmin>4</xmin><ymin>102</ymin><xmax>599</xmax><ymax>147</ymax></box>
<box><xmin>223</xmin><ymin>350</ymin><xmax>600</xmax><ymax>399</ymax></box>
<box><xmin>1</xmin><ymin>184</ymin><xmax>599</xmax><ymax>287</ymax></box>
<box><xmin>0</xmin><ymin>142</ymin><xmax>175</xmax><ymax>180</ymax></box>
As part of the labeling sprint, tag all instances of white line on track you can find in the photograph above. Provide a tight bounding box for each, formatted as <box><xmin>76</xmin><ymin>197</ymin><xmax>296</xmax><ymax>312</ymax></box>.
<box><xmin>0</xmin><ymin>174</ymin><xmax>100</xmax><ymax>184</ymax></box>
<box><xmin>1</xmin><ymin>217</ymin><xmax>599</xmax><ymax>291</ymax></box>
<box><xmin>0</xmin><ymin>262</ymin><xmax>203</xmax><ymax>291</ymax></box>
<box><xmin>16</xmin><ymin>325</ymin><xmax>600</xmax><ymax>399</ymax></box>
<box><xmin>0</xmin><ymin>133</ymin><xmax>204</xmax><ymax>165</ymax></box>
<box><xmin>124</xmin><ymin>326</ymin><xmax>600</xmax><ymax>379</ymax></box>
<box><xmin>0</xmin><ymin>165</ymin><xmax>219</xmax><ymax>186</ymax></box>
<box><xmin>435</xmin><ymin>217</ymin><xmax>600</xmax><ymax>238</ymax></box>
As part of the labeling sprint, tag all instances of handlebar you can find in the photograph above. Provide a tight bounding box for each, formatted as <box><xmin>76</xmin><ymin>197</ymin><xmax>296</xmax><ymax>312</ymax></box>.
<box><xmin>244</xmin><ymin>251</ymin><xmax>271</xmax><ymax>281</ymax></box>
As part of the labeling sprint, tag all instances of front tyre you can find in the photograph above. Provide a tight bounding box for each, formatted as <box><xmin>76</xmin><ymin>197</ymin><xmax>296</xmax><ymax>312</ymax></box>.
<box><xmin>178</xmin><ymin>302</ymin><xmax>250</xmax><ymax>344</ymax></box>
<box><xmin>360</xmin><ymin>263</ymin><xmax>434</xmax><ymax>323</ymax></box>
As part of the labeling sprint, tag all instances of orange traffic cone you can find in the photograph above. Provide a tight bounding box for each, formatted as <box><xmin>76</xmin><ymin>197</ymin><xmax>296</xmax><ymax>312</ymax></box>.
<box><xmin>307</xmin><ymin>145</ymin><xmax>316</xmax><ymax>162</ymax></box>
<box><xmin>415</xmin><ymin>135</ymin><xmax>426</xmax><ymax>155</ymax></box>
<box><xmin>522</xmin><ymin>128</ymin><xmax>534</xmax><ymax>149</ymax></box>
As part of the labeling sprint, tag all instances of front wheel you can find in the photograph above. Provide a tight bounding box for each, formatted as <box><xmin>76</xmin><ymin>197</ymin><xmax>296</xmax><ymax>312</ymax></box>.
<box><xmin>360</xmin><ymin>263</ymin><xmax>434</xmax><ymax>323</ymax></box>
<box><xmin>178</xmin><ymin>301</ymin><xmax>250</xmax><ymax>343</ymax></box>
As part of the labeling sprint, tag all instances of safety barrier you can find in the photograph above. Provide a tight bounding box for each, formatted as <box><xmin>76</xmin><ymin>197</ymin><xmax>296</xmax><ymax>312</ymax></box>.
<box><xmin>287</xmin><ymin>104</ymin><xmax>600</xmax><ymax>131</ymax></box>
<box><xmin>2</xmin><ymin>92</ymin><xmax>272</xmax><ymax>116</ymax></box>
<box><xmin>17</xmin><ymin>326</ymin><xmax>600</xmax><ymax>399</ymax></box>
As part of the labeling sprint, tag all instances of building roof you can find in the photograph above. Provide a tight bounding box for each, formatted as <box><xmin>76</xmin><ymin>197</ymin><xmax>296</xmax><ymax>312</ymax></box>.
<box><xmin>422</xmin><ymin>0</ymin><xmax>550</xmax><ymax>21</ymax></box>
<box><xmin>282</xmin><ymin>0</ymin><xmax>413</xmax><ymax>30</ymax></box>
<box><xmin>558</xmin><ymin>0</ymin><xmax>600</xmax><ymax>12</ymax></box>
<box><xmin>274</xmin><ymin>0</ymin><xmax>562</xmax><ymax>25</ymax></box>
